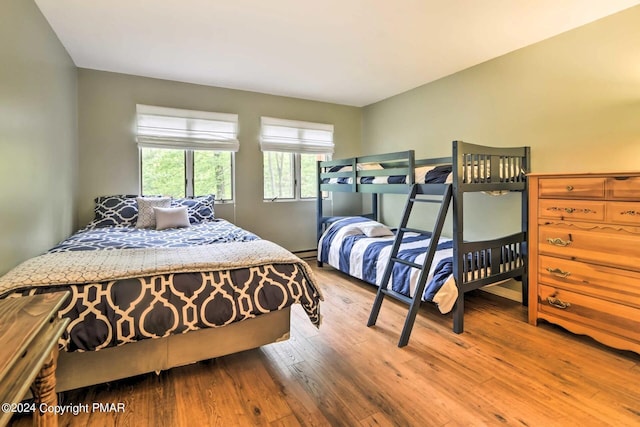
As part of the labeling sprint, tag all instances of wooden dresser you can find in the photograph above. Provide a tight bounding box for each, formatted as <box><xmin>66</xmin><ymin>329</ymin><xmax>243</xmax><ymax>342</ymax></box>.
<box><xmin>0</xmin><ymin>293</ymin><xmax>69</xmax><ymax>427</ymax></box>
<box><xmin>528</xmin><ymin>172</ymin><xmax>640</xmax><ymax>354</ymax></box>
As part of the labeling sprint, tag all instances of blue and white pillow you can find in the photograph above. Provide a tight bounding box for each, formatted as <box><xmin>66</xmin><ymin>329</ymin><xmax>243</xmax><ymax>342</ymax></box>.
<box><xmin>88</xmin><ymin>195</ymin><xmax>139</xmax><ymax>228</ymax></box>
<box><xmin>171</xmin><ymin>194</ymin><xmax>215</xmax><ymax>224</ymax></box>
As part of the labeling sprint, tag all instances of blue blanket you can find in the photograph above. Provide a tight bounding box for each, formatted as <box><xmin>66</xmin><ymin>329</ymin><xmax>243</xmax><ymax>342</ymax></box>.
<box><xmin>49</xmin><ymin>219</ymin><xmax>258</xmax><ymax>252</ymax></box>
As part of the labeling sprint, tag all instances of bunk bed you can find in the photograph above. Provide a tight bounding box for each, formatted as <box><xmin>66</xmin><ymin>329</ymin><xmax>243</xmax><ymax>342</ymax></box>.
<box><xmin>316</xmin><ymin>140</ymin><xmax>530</xmax><ymax>346</ymax></box>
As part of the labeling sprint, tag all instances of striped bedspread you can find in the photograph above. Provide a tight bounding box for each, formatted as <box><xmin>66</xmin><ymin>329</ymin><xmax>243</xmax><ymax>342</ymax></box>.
<box><xmin>318</xmin><ymin>217</ymin><xmax>458</xmax><ymax>313</ymax></box>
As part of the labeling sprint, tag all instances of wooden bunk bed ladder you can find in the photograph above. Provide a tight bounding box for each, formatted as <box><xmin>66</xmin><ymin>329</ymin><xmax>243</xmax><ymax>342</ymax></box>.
<box><xmin>367</xmin><ymin>183</ymin><xmax>453</xmax><ymax>347</ymax></box>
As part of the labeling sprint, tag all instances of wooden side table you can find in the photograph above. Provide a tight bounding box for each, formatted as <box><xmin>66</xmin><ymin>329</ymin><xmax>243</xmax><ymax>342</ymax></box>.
<box><xmin>0</xmin><ymin>292</ymin><xmax>69</xmax><ymax>427</ymax></box>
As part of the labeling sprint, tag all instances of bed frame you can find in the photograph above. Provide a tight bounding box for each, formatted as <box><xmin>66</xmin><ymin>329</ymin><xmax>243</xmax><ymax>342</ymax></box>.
<box><xmin>316</xmin><ymin>140</ymin><xmax>530</xmax><ymax>345</ymax></box>
<box><xmin>49</xmin><ymin>308</ymin><xmax>290</xmax><ymax>393</ymax></box>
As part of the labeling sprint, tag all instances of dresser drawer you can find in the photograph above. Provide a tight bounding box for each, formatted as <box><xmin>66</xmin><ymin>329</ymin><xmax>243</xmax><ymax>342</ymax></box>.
<box><xmin>538</xmin><ymin>255</ymin><xmax>640</xmax><ymax>307</ymax></box>
<box><xmin>606</xmin><ymin>202</ymin><xmax>640</xmax><ymax>226</ymax></box>
<box><xmin>607</xmin><ymin>176</ymin><xmax>640</xmax><ymax>200</ymax></box>
<box><xmin>539</xmin><ymin>178</ymin><xmax>605</xmax><ymax>199</ymax></box>
<box><xmin>538</xmin><ymin>285</ymin><xmax>640</xmax><ymax>344</ymax></box>
<box><xmin>538</xmin><ymin>224</ymin><xmax>640</xmax><ymax>271</ymax></box>
<box><xmin>538</xmin><ymin>199</ymin><xmax>605</xmax><ymax>222</ymax></box>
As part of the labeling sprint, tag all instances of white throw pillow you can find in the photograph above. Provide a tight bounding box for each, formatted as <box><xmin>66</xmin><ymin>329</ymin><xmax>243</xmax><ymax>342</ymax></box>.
<box><xmin>136</xmin><ymin>196</ymin><xmax>171</xmax><ymax>228</ymax></box>
<box><xmin>359</xmin><ymin>222</ymin><xmax>394</xmax><ymax>238</ymax></box>
<box><xmin>154</xmin><ymin>206</ymin><xmax>191</xmax><ymax>230</ymax></box>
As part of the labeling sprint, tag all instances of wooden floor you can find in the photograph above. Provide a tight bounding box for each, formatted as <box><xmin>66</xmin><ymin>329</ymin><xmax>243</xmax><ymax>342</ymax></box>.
<box><xmin>9</xmin><ymin>265</ymin><xmax>640</xmax><ymax>426</ymax></box>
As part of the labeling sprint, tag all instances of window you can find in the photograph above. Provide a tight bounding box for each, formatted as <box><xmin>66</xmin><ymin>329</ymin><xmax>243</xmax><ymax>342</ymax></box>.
<box><xmin>136</xmin><ymin>105</ymin><xmax>238</xmax><ymax>200</ymax></box>
<box><xmin>260</xmin><ymin>117</ymin><xmax>334</xmax><ymax>201</ymax></box>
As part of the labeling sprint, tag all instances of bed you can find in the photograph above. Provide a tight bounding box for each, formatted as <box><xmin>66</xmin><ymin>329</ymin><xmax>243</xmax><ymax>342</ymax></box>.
<box><xmin>318</xmin><ymin>216</ymin><xmax>458</xmax><ymax>311</ymax></box>
<box><xmin>0</xmin><ymin>194</ymin><xmax>322</xmax><ymax>392</ymax></box>
<box><xmin>317</xmin><ymin>140</ymin><xmax>529</xmax><ymax>345</ymax></box>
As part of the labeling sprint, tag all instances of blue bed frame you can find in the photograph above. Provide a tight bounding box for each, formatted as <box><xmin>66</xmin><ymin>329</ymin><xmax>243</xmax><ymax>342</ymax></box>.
<box><xmin>316</xmin><ymin>140</ymin><xmax>530</xmax><ymax>344</ymax></box>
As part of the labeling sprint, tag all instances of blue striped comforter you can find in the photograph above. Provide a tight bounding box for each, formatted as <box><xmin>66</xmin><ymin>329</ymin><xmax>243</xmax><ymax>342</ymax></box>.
<box><xmin>318</xmin><ymin>217</ymin><xmax>458</xmax><ymax>313</ymax></box>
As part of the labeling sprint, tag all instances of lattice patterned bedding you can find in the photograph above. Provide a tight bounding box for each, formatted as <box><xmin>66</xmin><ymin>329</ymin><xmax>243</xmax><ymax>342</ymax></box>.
<box><xmin>0</xmin><ymin>221</ymin><xmax>322</xmax><ymax>352</ymax></box>
<box><xmin>318</xmin><ymin>217</ymin><xmax>458</xmax><ymax>314</ymax></box>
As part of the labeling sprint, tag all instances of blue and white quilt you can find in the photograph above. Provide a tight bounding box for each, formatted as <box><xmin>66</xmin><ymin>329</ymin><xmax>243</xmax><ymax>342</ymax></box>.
<box><xmin>318</xmin><ymin>217</ymin><xmax>458</xmax><ymax>313</ymax></box>
<box><xmin>49</xmin><ymin>219</ymin><xmax>259</xmax><ymax>253</ymax></box>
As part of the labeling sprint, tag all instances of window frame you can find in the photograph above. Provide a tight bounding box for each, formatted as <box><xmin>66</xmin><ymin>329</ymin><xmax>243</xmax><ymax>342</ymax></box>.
<box><xmin>260</xmin><ymin>117</ymin><xmax>334</xmax><ymax>202</ymax></box>
<box><xmin>262</xmin><ymin>151</ymin><xmax>330</xmax><ymax>202</ymax></box>
<box><xmin>138</xmin><ymin>147</ymin><xmax>235</xmax><ymax>202</ymax></box>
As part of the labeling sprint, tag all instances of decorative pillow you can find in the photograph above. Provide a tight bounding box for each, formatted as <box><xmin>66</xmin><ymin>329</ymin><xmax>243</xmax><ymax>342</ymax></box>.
<box><xmin>423</xmin><ymin>165</ymin><xmax>453</xmax><ymax>184</ymax></box>
<box><xmin>154</xmin><ymin>206</ymin><xmax>190</xmax><ymax>230</ymax></box>
<box><xmin>136</xmin><ymin>197</ymin><xmax>171</xmax><ymax>228</ymax></box>
<box><xmin>359</xmin><ymin>222</ymin><xmax>394</xmax><ymax>238</ymax></box>
<box><xmin>171</xmin><ymin>194</ymin><xmax>215</xmax><ymax>224</ymax></box>
<box><xmin>358</xmin><ymin>163</ymin><xmax>384</xmax><ymax>171</ymax></box>
<box><xmin>89</xmin><ymin>195</ymin><xmax>139</xmax><ymax>228</ymax></box>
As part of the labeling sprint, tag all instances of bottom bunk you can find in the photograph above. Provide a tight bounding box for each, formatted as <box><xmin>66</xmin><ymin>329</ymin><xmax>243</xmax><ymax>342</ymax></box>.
<box><xmin>317</xmin><ymin>215</ymin><xmax>526</xmax><ymax>344</ymax></box>
<box><xmin>318</xmin><ymin>216</ymin><xmax>459</xmax><ymax>314</ymax></box>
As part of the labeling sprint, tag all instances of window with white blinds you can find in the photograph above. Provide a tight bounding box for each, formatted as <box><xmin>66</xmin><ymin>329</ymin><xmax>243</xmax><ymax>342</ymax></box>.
<box><xmin>136</xmin><ymin>105</ymin><xmax>237</xmax><ymax>200</ymax></box>
<box><xmin>260</xmin><ymin>117</ymin><xmax>334</xmax><ymax>201</ymax></box>
<box><xmin>136</xmin><ymin>104</ymin><xmax>239</xmax><ymax>152</ymax></box>
<box><xmin>259</xmin><ymin>117</ymin><xmax>334</xmax><ymax>154</ymax></box>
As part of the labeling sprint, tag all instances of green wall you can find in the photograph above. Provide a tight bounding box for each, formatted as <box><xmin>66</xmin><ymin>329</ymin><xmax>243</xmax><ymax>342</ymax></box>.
<box><xmin>363</xmin><ymin>5</ymin><xmax>640</xmax><ymax>240</ymax></box>
<box><xmin>0</xmin><ymin>0</ymin><xmax>77</xmax><ymax>275</ymax></box>
<box><xmin>77</xmin><ymin>69</ymin><xmax>362</xmax><ymax>252</ymax></box>
<box><xmin>361</xmin><ymin>6</ymin><xmax>640</xmax><ymax>300</ymax></box>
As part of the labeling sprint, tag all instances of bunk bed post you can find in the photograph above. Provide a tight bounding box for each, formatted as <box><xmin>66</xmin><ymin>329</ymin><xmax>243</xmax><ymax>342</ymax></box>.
<box><xmin>451</xmin><ymin>141</ymin><xmax>465</xmax><ymax>334</ymax></box>
<box><xmin>371</xmin><ymin>193</ymin><xmax>378</xmax><ymax>221</ymax></box>
<box><xmin>316</xmin><ymin>160</ymin><xmax>324</xmax><ymax>267</ymax></box>
<box><xmin>521</xmin><ymin>146</ymin><xmax>531</xmax><ymax>306</ymax></box>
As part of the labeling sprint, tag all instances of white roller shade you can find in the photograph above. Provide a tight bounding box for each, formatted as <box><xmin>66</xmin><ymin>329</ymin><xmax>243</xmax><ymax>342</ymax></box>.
<box><xmin>136</xmin><ymin>104</ymin><xmax>239</xmax><ymax>152</ymax></box>
<box><xmin>260</xmin><ymin>117</ymin><xmax>334</xmax><ymax>154</ymax></box>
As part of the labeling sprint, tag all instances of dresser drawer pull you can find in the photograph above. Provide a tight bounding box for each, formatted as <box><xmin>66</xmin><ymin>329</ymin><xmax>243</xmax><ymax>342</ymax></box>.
<box><xmin>566</xmin><ymin>185</ymin><xmax>574</xmax><ymax>191</ymax></box>
<box><xmin>546</xmin><ymin>237</ymin><xmax>571</xmax><ymax>247</ymax></box>
<box><xmin>546</xmin><ymin>207</ymin><xmax>595</xmax><ymax>214</ymax></box>
<box><xmin>546</xmin><ymin>267</ymin><xmax>571</xmax><ymax>278</ymax></box>
<box><xmin>620</xmin><ymin>210</ymin><xmax>640</xmax><ymax>216</ymax></box>
<box><xmin>547</xmin><ymin>296</ymin><xmax>571</xmax><ymax>309</ymax></box>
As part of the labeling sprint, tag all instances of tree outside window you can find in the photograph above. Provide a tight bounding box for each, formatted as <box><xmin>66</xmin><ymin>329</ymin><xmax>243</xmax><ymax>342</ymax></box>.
<box><xmin>141</xmin><ymin>147</ymin><xmax>233</xmax><ymax>199</ymax></box>
<box><xmin>262</xmin><ymin>152</ymin><xmax>327</xmax><ymax>200</ymax></box>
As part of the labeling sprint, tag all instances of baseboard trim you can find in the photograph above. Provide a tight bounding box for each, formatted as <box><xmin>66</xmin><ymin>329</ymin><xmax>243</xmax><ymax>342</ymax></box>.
<box><xmin>294</xmin><ymin>249</ymin><xmax>317</xmax><ymax>260</ymax></box>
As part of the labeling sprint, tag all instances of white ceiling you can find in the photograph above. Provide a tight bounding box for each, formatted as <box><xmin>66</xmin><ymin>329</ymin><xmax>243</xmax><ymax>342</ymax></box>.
<box><xmin>35</xmin><ymin>0</ymin><xmax>640</xmax><ymax>107</ymax></box>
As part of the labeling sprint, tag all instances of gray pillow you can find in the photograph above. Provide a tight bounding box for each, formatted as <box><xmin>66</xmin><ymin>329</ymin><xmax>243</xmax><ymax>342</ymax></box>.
<box><xmin>136</xmin><ymin>197</ymin><xmax>171</xmax><ymax>228</ymax></box>
<box><xmin>154</xmin><ymin>206</ymin><xmax>190</xmax><ymax>230</ymax></box>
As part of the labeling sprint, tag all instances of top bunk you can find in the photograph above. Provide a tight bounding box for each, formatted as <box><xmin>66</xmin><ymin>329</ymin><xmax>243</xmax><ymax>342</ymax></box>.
<box><xmin>317</xmin><ymin>140</ymin><xmax>530</xmax><ymax>195</ymax></box>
